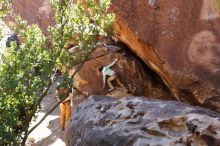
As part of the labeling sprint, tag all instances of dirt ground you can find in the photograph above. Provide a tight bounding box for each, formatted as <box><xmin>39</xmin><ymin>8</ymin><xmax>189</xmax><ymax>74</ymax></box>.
<box><xmin>27</xmin><ymin>77</ymin><xmax>66</xmax><ymax>146</ymax></box>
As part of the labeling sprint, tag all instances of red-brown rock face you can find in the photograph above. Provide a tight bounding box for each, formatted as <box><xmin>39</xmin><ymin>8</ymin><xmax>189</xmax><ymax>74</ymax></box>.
<box><xmin>5</xmin><ymin>0</ymin><xmax>54</xmax><ymax>34</ymax></box>
<box><xmin>6</xmin><ymin>0</ymin><xmax>220</xmax><ymax>107</ymax></box>
<box><xmin>111</xmin><ymin>0</ymin><xmax>220</xmax><ymax>105</ymax></box>
<box><xmin>69</xmin><ymin>46</ymin><xmax>173</xmax><ymax>100</ymax></box>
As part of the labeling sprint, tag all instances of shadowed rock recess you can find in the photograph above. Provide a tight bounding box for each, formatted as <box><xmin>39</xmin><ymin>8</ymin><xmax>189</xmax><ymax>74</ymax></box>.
<box><xmin>69</xmin><ymin>44</ymin><xmax>173</xmax><ymax>100</ymax></box>
<box><xmin>111</xmin><ymin>0</ymin><xmax>220</xmax><ymax>106</ymax></box>
<box><xmin>65</xmin><ymin>96</ymin><xmax>220</xmax><ymax>146</ymax></box>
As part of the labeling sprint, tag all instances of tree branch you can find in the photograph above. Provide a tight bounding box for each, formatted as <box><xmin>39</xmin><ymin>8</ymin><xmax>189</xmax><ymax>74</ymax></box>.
<box><xmin>26</xmin><ymin>49</ymin><xmax>112</xmax><ymax>135</ymax></box>
<box><xmin>27</xmin><ymin>62</ymin><xmax>85</xmax><ymax>135</ymax></box>
<box><xmin>28</xmin><ymin>71</ymin><xmax>57</xmax><ymax>123</ymax></box>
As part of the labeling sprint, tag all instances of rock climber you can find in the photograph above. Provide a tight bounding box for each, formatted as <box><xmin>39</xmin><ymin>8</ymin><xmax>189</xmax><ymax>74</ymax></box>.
<box><xmin>56</xmin><ymin>78</ymin><xmax>74</xmax><ymax>130</ymax></box>
<box><xmin>98</xmin><ymin>58</ymin><xmax>127</xmax><ymax>92</ymax></box>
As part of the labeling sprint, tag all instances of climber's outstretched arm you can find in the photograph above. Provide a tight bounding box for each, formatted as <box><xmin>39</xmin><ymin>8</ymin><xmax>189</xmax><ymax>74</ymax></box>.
<box><xmin>106</xmin><ymin>58</ymin><xmax>118</xmax><ymax>68</ymax></box>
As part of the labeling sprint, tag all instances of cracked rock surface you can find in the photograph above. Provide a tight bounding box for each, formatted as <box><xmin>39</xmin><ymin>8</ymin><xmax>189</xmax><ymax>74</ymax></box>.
<box><xmin>65</xmin><ymin>95</ymin><xmax>220</xmax><ymax>146</ymax></box>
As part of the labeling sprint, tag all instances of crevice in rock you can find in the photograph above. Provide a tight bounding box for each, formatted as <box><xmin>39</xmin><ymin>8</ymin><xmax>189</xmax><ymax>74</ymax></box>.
<box><xmin>112</xmin><ymin>14</ymin><xmax>220</xmax><ymax>109</ymax></box>
<box><xmin>72</xmin><ymin>41</ymin><xmax>175</xmax><ymax>99</ymax></box>
<box><xmin>114</xmin><ymin>16</ymin><xmax>180</xmax><ymax>101</ymax></box>
<box><xmin>115</xmin><ymin>41</ymin><xmax>174</xmax><ymax>100</ymax></box>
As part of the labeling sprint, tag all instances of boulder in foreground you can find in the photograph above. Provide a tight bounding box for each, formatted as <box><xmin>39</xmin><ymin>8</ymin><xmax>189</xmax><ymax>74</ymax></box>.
<box><xmin>65</xmin><ymin>96</ymin><xmax>220</xmax><ymax>146</ymax></box>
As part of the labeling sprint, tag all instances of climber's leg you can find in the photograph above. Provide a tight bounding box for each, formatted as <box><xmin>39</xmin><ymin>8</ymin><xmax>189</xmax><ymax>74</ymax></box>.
<box><xmin>65</xmin><ymin>101</ymin><xmax>72</xmax><ymax>128</ymax></box>
<box><xmin>107</xmin><ymin>75</ymin><xmax>117</xmax><ymax>91</ymax></box>
<box><xmin>60</xmin><ymin>103</ymin><xmax>66</xmax><ymax>130</ymax></box>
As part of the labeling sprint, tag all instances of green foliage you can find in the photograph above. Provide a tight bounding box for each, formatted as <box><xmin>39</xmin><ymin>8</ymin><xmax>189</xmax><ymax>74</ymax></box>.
<box><xmin>0</xmin><ymin>0</ymin><xmax>115</xmax><ymax>145</ymax></box>
<box><xmin>50</xmin><ymin>0</ymin><xmax>115</xmax><ymax>72</ymax></box>
<box><xmin>0</xmin><ymin>22</ymin><xmax>55</xmax><ymax>145</ymax></box>
<box><xmin>0</xmin><ymin>0</ymin><xmax>11</xmax><ymax>18</ymax></box>
<box><xmin>8</xmin><ymin>16</ymin><xmax>28</xmax><ymax>34</ymax></box>
<box><xmin>57</xmin><ymin>74</ymin><xmax>73</xmax><ymax>89</ymax></box>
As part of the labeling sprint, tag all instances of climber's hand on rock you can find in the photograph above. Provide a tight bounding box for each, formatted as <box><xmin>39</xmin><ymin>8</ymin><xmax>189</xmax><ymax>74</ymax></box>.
<box><xmin>69</xmin><ymin>93</ymin><xmax>73</xmax><ymax>97</ymax></box>
<box><xmin>56</xmin><ymin>96</ymin><xmax>60</xmax><ymax>101</ymax></box>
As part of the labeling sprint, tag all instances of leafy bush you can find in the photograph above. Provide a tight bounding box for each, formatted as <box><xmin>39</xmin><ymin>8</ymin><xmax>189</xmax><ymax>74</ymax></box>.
<box><xmin>0</xmin><ymin>0</ymin><xmax>11</xmax><ymax>18</ymax></box>
<box><xmin>0</xmin><ymin>0</ymin><xmax>115</xmax><ymax>145</ymax></box>
<box><xmin>51</xmin><ymin>0</ymin><xmax>115</xmax><ymax>72</ymax></box>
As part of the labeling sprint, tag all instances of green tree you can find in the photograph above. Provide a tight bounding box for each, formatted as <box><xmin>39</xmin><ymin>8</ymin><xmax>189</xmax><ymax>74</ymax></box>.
<box><xmin>51</xmin><ymin>0</ymin><xmax>115</xmax><ymax>72</ymax></box>
<box><xmin>0</xmin><ymin>0</ymin><xmax>115</xmax><ymax>145</ymax></box>
<box><xmin>0</xmin><ymin>0</ymin><xmax>11</xmax><ymax>18</ymax></box>
<box><xmin>0</xmin><ymin>23</ymin><xmax>54</xmax><ymax>145</ymax></box>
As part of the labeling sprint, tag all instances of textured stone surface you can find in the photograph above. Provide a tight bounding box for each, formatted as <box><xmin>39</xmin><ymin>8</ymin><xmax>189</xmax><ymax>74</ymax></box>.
<box><xmin>111</xmin><ymin>0</ymin><xmax>220</xmax><ymax>104</ymax></box>
<box><xmin>65</xmin><ymin>95</ymin><xmax>220</xmax><ymax>146</ymax></box>
<box><xmin>69</xmin><ymin>44</ymin><xmax>173</xmax><ymax>100</ymax></box>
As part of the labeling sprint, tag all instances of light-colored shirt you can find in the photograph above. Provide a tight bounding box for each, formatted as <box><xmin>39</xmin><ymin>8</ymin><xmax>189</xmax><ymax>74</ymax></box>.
<box><xmin>102</xmin><ymin>60</ymin><xmax>117</xmax><ymax>85</ymax></box>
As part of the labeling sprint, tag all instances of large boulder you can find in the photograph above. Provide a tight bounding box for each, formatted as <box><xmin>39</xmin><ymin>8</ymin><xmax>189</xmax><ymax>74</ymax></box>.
<box><xmin>6</xmin><ymin>0</ymin><xmax>220</xmax><ymax>107</ymax></box>
<box><xmin>69</xmin><ymin>44</ymin><xmax>173</xmax><ymax>100</ymax></box>
<box><xmin>65</xmin><ymin>95</ymin><xmax>220</xmax><ymax>146</ymax></box>
<box><xmin>111</xmin><ymin>0</ymin><xmax>220</xmax><ymax>104</ymax></box>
